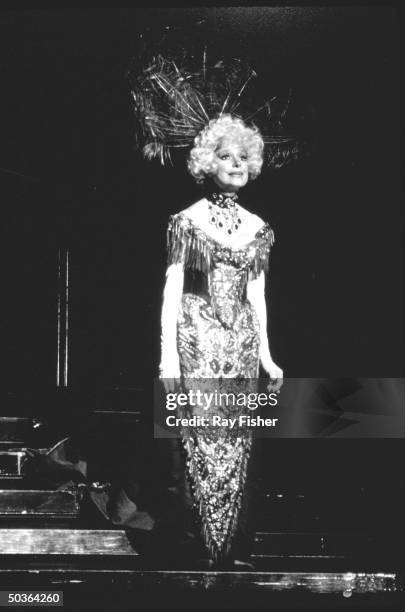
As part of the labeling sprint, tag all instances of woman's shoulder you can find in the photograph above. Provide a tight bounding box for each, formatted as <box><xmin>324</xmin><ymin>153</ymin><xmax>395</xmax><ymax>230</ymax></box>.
<box><xmin>167</xmin><ymin>199</ymin><xmax>207</xmax><ymax>240</ymax></box>
<box><xmin>236</xmin><ymin>205</ymin><xmax>275</xmax><ymax>246</ymax></box>
<box><xmin>168</xmin><ymin>200</ymin><xmax>208</xmax><ymax>235</ymax></box>
<box><xmin>166</xmin><ymin>199</ymin><xmax>212</xmax><ymax>270</ymax></box>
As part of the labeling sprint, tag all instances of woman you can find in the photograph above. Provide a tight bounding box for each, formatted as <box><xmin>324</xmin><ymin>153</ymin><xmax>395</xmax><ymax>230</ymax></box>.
<box><xmin>159</xmin><ymin>114</ymin><xmax>283</xmax><ymax>568</ymax></box>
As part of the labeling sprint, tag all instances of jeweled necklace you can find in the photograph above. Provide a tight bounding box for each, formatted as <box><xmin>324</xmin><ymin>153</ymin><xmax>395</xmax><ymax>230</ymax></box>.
<box><xmin>208</xmin><ymin>192</ymin><xmax>242</xmax><ymax>235</ymax></box>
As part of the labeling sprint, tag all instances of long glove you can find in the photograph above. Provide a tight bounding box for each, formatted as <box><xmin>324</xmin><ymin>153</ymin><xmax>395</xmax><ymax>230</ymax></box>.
<box><xmin>247</xmin><ymin>270</ymin><xmax>283</xmax><ymax>388</ymax></box>
<box><xmin>159</xmin><ymin>262</ymin><xmax>184</xmax><ymax>381</ymax></box>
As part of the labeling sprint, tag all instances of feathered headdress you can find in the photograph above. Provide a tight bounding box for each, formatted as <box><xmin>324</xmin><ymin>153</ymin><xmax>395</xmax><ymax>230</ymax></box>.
<box><xmin>127</xmin><ymin>25</ymin><xmax>304</xmax><ymax>168</ymax></box>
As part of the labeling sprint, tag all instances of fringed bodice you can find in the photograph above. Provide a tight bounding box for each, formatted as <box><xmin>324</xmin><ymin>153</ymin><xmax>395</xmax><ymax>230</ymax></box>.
<box><xmin>167</xmin><ymin>212</ymin><xmax>274</xmax><ymax>278</ymax></box>
<box><xmin>167</xmin><ymin>212</ymin><xmax>274</xmax><ymax>328</ymax></box>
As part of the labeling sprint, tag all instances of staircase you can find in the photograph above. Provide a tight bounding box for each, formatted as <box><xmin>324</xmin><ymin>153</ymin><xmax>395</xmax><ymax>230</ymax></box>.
<box><xmin>0</xmin><ymin>416</ymin><xmax>402</xmax><ymax>607</ymax></box>
<box><xmin>0</xmin><ymin>416</ymin><xmax>136</xmax><ymax>557</ymax></box>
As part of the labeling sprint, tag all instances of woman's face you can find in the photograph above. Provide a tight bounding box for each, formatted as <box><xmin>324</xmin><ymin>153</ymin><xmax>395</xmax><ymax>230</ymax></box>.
<box><xmin>211</xmin><ymin>139</ymin><xmax>249</xmax><ymax>193</ymax></box>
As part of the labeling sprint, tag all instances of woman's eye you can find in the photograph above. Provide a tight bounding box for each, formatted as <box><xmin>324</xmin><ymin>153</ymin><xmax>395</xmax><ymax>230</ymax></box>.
<box><xmin>219</xmin><ymin>154</ymin><xmax>230</xmax><ymax>160</ymax></box>
<box><xmin>240</xmin><ymin>155</ymin><xmax>247</xmax><ymax>161</ymax></box>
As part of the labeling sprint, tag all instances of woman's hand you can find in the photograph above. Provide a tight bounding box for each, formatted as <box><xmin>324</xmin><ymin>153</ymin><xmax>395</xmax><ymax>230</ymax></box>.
<box><xmin>159</xmin><ymin>357</ymin><xmax>181</xmax><ymax>393</ymax></box>
<box><xmin>260</xmin><ymin>353</ymin><xmax>284</xmax><ymax>393</ymax></box>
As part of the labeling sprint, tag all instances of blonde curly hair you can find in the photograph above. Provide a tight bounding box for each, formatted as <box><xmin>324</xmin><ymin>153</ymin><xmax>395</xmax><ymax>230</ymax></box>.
<box><xmin>187</xmin><ymin>114</ymin><xmax>264</xmax><ymax>184</ymax></box>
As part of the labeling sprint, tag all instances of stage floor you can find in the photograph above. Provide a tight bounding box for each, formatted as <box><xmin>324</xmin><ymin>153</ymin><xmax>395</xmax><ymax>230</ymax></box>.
<box><xmin>0</xmin><ymin>557</ymin><xmax>403</xmax><ymax>609</ymax></box>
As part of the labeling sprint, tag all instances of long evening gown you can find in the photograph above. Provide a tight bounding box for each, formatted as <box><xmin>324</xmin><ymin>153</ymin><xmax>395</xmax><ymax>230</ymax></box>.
<box><xmin>166</xmin><ymin>211</ymin><xmax>274</xmax><ymax>562</ymax></box>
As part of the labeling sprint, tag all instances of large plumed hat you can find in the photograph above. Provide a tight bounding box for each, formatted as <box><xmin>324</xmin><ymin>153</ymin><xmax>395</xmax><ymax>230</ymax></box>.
<box><xmin>127</xmin><ymin>23</ymin><xmax>305</xmax><ymax>168</ymax></box>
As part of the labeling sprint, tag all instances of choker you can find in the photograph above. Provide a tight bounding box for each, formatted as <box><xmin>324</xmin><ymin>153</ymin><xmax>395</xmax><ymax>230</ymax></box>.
<box><xmin>210</xmin><ymin>191</ymin><xmax>239</xmax><ymax>209</ymax></box>
<box><xmin>208</xmin><ymin>192</ymin><xmax>242</xmax><ymax>235</ymax></box>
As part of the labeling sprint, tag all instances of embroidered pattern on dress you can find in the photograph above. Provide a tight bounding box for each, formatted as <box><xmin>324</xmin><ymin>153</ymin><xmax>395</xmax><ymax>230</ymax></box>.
<box><xmin>168</xmin><ymin>211</ymin><xmax>275</xmax><ymax>561</ymax></box>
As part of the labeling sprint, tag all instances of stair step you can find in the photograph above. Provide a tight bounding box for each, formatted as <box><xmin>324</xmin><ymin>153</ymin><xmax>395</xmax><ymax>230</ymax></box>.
<box><xmin>0</xmin><ymin>451</ymin><xmax>26</xmax><ymax>476</ymax></box>
<box><xmin>251</xmin><ymin>531</ymin><xmax>398</xmax><ymax>566</ymax></box>
<box><xmin>253</xmin><ymin>531</ymin><xmax>378</xmax><ymax>555</ymax></box>
<box><xmin>0</xmin><ymin>528</ymin><xmax>137</xmax><ymax>555</ymax></box>
<box><xmin>0</xmin><ymin>489</ymin><xmax>79</xmax><ymax>517</ymax></box>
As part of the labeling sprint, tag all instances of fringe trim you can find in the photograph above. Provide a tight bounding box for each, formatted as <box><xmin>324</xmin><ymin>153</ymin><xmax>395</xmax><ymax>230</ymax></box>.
<box><xmin>167</xmin><ymin>213</ymin><xmax>274</xmax><ymax>280</ymax></box>
<box><xmin>167</xmin><ymin>214</ymin><xmax>212</xmax><ymax>273</ymax></box>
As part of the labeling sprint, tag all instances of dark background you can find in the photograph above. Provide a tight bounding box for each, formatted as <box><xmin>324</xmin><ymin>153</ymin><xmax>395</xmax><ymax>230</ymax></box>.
<box><xmin>0</xmin><ymin>7</ymin><xmax>403</xmax><ymax>551</ymax></box>
<box><xmin>0</xmin><ymin>7</ymin><xmax>401</xmax><ymax>387</ymax></box>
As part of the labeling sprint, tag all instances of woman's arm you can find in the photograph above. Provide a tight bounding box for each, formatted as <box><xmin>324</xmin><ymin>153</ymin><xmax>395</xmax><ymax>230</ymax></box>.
<box><xmin>159</xmin><ymin>262</ymin><xmax>184</xmax><ymax>390</ymax></box>
<box><xmin>247</xmin><ymin>271</ymin><xmax>283</xmax><ymax>387</ymax></box>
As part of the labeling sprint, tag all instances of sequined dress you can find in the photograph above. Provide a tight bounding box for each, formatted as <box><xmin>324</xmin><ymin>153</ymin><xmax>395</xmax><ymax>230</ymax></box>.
<box><xmin>167</xmin><ymin>211</ymin><xmax>274</xmax><ymax>561</ymax></box>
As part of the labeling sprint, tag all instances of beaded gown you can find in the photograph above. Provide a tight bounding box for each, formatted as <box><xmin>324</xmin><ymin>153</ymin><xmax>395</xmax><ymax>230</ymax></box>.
<box><xmin>166</xmin><ymin>209</ymin><xmax>274</xmax><ymax>561</ymax></box>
